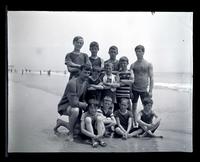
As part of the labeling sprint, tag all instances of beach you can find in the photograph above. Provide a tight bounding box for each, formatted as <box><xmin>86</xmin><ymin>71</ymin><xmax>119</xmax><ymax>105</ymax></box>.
<box><xmin>8</xmin><ymin>72</ymin><xmax>192</xmax><ymax>152</ymax></box>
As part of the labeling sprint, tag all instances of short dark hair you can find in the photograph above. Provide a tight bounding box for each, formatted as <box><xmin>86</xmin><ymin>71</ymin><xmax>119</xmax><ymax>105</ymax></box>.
<box><xmin>80</xmin><ymin>64</ymin><xmax>92</xmax><ymax>71</ymax></box>
<box><xmin>120</xmin><ymin>98</ymin><xmax>129</xmax><ymax>104</ymax></box>
<box><xmin>109</xmin><ymin>46</ymin><xmax>118</xmax><ymax>54</ymax></box>
<box><xmin>135</xmin><ymin>45</ymin><xmax>145</xmax><ymax>52</ymax></box>
<box><xmin>73</xmin><ymin>36</ymin><xmax>83</xmax><ymax>44</ymax></box>
<box><xmin>104</xmin><ymin>62</ymin><xmax>113</xmax><ymax>68</ymax></box>
<box><xmin>143</xmin><ymin>97</ymin><xmax>153</xmax><ymax>105</ymax></box>
<box><xmin>90</xmin><ymin>41</ymin><xmax>99</xmax><ymax>50</ymax></box>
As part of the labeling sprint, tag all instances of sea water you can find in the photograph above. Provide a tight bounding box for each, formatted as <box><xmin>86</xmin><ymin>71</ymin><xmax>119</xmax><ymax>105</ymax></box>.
<box><xmin>8</xmin><ymin>71</ymin><xmax>193</xmax><ymax>94</ymax></box>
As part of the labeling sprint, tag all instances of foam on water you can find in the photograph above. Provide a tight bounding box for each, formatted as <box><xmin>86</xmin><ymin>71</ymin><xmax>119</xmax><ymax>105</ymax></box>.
<box><xmin>154</xmin><ymin>82</ymin><xmax>192</xmax><ymax>92</ymax></box>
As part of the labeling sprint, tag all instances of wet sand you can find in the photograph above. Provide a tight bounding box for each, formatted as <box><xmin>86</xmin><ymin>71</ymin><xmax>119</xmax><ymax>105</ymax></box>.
<box><xmin>8</xmin><ymin>73</ymin><xmax>192</xmax><ymax>152</ymax></box>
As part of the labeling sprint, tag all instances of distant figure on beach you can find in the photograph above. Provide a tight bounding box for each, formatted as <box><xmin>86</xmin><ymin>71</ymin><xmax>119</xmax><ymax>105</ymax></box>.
<box><xmin>114</xmin><ymin>98</ymin><xmax>142</xmax><ymax>139</ymax></box>
<box><xmin>80</xmin><ymin>98</ymin><xmax>107</xmax><ymax>148</ymax></box>
<box><xmin>116</xmin><ymin>56</ymin><xmax>134</xmax><ymax>111</ymax></box>
<box><xmin>136</xmin><ymin>97</ymin><xmax>162</xmax><ymax>138</ymax></box>
<box><xmin>47</xmin><ymin>70</ymin><xmax>51</xmax><ymax>76</ymax></box>
<box><xmin>54</xmin><ymin>64</ymin><xmax>91</xmax><ymax>142</ymax></box>
<box><xmin>65</xmin><ymin>36</ymin><xmax>91</xmax><ymax>80</ymax></box>
<box><xmin>130</xmin><ymin>45</ymin><xmax>154</xmax><ymax>127</ymax></box>
<box><xmin>104</xmin><ymin>46</ymin><xmax>120</xmax><ymax>74</ymax></box>
<box><xmin>89</xmin><ymin>41</ymin><xmax>104</xmax><ymax>68</ymax></box>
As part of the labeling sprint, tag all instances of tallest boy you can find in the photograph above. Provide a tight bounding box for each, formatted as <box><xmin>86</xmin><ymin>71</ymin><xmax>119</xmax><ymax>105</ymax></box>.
<box><xmin>130</xmin><ymin>45</ymin><xmax>154</xmax><ymax>127</ymax></box>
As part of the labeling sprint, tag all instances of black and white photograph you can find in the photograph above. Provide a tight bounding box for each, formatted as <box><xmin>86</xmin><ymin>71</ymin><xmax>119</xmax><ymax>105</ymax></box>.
<box><xmin>7</xmin><ymin>11</ymin><xmax>193</xmax><ymax>152</ymax></box>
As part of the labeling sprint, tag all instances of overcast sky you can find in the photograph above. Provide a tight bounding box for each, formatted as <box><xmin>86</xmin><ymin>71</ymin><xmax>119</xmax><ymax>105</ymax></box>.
<box><xmin>8</xmin><ymin>11</ymin><xmax>193</xmax><ymax>73</ymax></box>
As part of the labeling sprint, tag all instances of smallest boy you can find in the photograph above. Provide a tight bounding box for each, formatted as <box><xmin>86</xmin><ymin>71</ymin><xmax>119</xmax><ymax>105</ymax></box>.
<box><xmin>136</xmin><ymin>97</ymin><xmax>163</xmax><ymax>138</ymax></box>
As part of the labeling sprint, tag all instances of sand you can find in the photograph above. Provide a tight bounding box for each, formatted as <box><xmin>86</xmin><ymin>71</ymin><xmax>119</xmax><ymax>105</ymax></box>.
<box><xmin>8</xmin><ymin>73</ymin><xmax>192</xmax><ymax>152</ymax></box>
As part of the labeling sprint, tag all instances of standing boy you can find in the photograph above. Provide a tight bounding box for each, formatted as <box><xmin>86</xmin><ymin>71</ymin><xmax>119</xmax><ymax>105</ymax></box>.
<box><xmin>89</xmin><ymin>41</ymin><xmax>104</xmax><ymax>68</ymax></box>
<box><xmin>130</xmin><ymin>45</ymin><xmax>154</xmax><ymax>127</ymax></box>
<box><xmin>65</xmin><ymin>36</ymin><xmax>91</xmax><ymax>80</ymax></box>
<box><xmin>104</xmin><ymin>46</ymin><xmax>120</xmax><ymax>74</ymax></box>
<box><xmin>116</xmin><ymin>56</ymin><xmax>134</xmax><ymax>111</ymax></box>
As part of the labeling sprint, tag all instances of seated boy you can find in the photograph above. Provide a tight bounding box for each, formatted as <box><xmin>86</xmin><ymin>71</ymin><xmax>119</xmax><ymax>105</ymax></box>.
<box><xmin>134</xmin><ymin>97</ymin><xmax>163</xmax><ymax>138</ymax></box>
<box><xmin>80</xmin><ymin>98</ymin><xmax>107</xmax><ymax>148</ymax></box>
<box><xmin>114</xmin><ymin>98</ymin><xmax>141</xmax><ymax>140</ymax></box>
<box><xmin>97</xmin><ymin>96</ymin><xmax>116</xmax><ymax>137</ymax></box>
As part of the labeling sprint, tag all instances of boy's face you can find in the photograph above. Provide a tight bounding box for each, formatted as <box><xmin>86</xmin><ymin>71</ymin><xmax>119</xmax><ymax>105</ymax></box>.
<box><xmin>74</xmin><ymin>38</ymin><xmax>84</xmax><ymax>50</ymax></box>
<box><xmin>92</xmin><ymin>70</ymin><xmax>100</xmax><ymax>78</ymax></box>
<box><xmin>103</xmin><ymin>100</ymin><xmax>112</xmax><ymax>109</ymax></box>
<box><xmin>109</xmin><ymin>49</ymin><xmax>118</xmax><ymax>59</ymax></box>
<box><xmin>80</xmin><ymin>69</ymin><xmax>90</xmax><ymax>79</ymax></box>
<box><xmin>90</xmin><ymin>46</ymin><xmax>99</xmax><ymax>55</ymax></box>
<box><xmin>135</xmin><ymin>49</ymin><xmax>144</xmax><ymax>60</ymax></box>
<box><xmin>88</xmin><ymin>104</ymin><xmax>98</xmax><ymax>116</ymax></box>
<box><xmin>144</xmin><ymin>103</ymin><xmax>152</xmax><ymax>112</ymax></box>
<box><xmin>105</xmin><ymin>65</ymin><xmax>112</xmax><ymax>75</ymax></box>
<box><xmin>120</xmin><ymin>100</ymin><xmax>129</xmax><ymax>112</ymax></box>
<box><xmin>120</xmin><ymin>61</ymin><xmax>128</xmax><ymax>70</ymax></box>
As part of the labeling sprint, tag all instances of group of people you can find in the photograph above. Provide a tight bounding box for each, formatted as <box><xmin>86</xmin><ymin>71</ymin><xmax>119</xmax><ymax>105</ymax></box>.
<box><xmin>53</xmin><ymin>36</ymin><xmax>162</xmax><ymax>148</ymax></box>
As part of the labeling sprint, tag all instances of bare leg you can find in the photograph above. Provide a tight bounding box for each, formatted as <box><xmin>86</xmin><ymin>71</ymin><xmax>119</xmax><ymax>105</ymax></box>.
<box><xmin>66</xmin><ymin>108</ymin><xmax>79</xmax><ymax>142</ymax></box>
<box><xmin>115</xmin><ymin>127</ymin><xmax>125</xmax><ymax>136</ymax></box>
<box><xmin>96</xmin><ymin>116</ymin><xmax>105</xmax><ymax>137</ymax></box>
<box><xmin>85</xmin><ymin>117</ymin><xmax>99</xmax><ymax>147</ymax></box>
<box><xmin>139</xmin><ymin>120</ymin><xmax>162</xmax><ymax>138</ymax></box>
<box><xmin>132</xmin><ymin>103</ymin><xmax>138</xmax><ymax>127</ymax></box>
<box><xmin>127</xmin><ymin>128</ymin><xmax>143</xmax><ymax>138</ymax></box>
<box><xmin>85</xmin><ymin>117</ymin><xmax>95</xmax><ymax>135</ymax></box>
<box><xmin>54</xmin><ymin>118</ymin><xmax>70</xmax><ymax>134</ymax></box>
<box><xmin>96</xmin><ymin>116</ymin><xmax>107</xmax><ymax>146</ymax></box>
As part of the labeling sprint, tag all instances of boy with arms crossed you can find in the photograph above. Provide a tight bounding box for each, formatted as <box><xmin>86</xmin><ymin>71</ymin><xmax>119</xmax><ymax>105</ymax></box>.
<box><xmin>65</xmin><ymin>36</ymin><xmax>91</xmax><ymax>80</ymax></box>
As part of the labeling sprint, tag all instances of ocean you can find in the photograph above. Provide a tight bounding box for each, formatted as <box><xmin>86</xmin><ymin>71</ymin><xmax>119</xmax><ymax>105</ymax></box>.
<box><xmin>8</xmin><ymin>71</ymin><xmax>193</xmax><ymax>95</ymax></box>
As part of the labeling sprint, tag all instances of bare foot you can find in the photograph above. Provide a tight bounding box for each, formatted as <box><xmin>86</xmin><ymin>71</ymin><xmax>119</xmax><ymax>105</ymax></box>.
<box><xmin>65</xmin><ymin>134</ymin><xmax>74</xmax><ymax>142</ymax></box>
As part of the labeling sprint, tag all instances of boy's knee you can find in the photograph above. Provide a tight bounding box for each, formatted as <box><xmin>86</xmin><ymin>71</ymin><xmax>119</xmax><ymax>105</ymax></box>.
<box><xmin>115</xmin><ymin>127</ymin><xmax>120</xmax><ymax>132</ymax></box>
